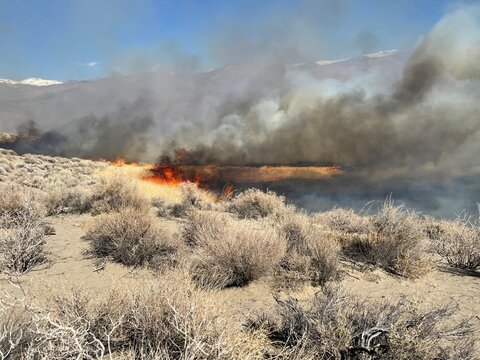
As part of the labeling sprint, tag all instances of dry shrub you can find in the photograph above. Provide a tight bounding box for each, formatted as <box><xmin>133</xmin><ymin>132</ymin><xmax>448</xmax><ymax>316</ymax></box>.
<box><xmin>246</xmin><ymin>287</ymin><xmax>476</xmax><ymax>360</ymax></box>
<box><xmin>0</xmin><ymin>182</ymin><xmax>45</xmax><ymax>228</ymax></box>
<box><xmin>89</xmin><ymin>173</ymin><xmax>148</xmax><ymax>215</ymax></box>
<box><xmin>430</xmin><ymin>216</ymin><xmax>480</xmax><ymax>270</ymax></box>
<box><xmin>314</xmin><ymin>209</ymin><xmax>373</xmax><ymax>270</ymax></box>
<box><xmin>313</xmin><ymin>208</ymin><xmax>369</xmax><ymax>235</ymax></box>
<box><xmin>170</xmin><ymin>183</ymin><xmax>217</xmax><ymax>218</ymax></box>
<box><xmin>29</xmin><ymin>290</ymin><xmax>124</xmax><ymax>359</ymax></box>
<box><xmin>13</xmin><ymin>279</ymin><xmax>264</xmax><ymax>359</ymax></box>
<box><xmin>85</xmin><ymin>208</ymin><xmax>180</xmax><ymax>268</ymax></box>
<box><xmin>188</xmin><ymin>212</ymin><xmax>287</xmax><ymax>289</ymax></box>
<box><xmin>1</xmin><ymin>278</ymin><xmax>476</xmax><ymax>359</ymax></box>
<box><xmin>277</xmin><ymin>213</ymin><xmax>341</xmax><ymax>287</ymax></box>
<box><xmin>182</xmin><ymin>211</ymin><xmax>230</xmax><ymax>247</ymax></box>
<box><xmin>0</xmin><ymin>224</ymin><xmax>47</xmax><ymax>275</ymax></box>
<box><xmin>152</xmin><ymin>183</ymin><xmax>218</xmax><ymax>218</ymax></box>
<box><xmin>280</xmin><ymin>213</ymin><xmax>313</xmax><ymax>252</ymax></box>
<box><xmin>338</xmin><ymin>199</ymin><xmax>430</xmax><ymax>277</ymax></box>
<box><xmin>307</xmin><ymin>233</ymin><xmax>341</xmax><ymax>285</ymax></box>
<box><xmin>111</xmin><ymin>282</ymin><xmax>259</xmax><ymax>359</ymax></box>
<box><xmin>423</xmin><ymin>215</ymin><xmax>444</xmax><ymax>240</ymax></box>
<box><xmin>0</xmin><ymin>302</ymin><xmax>36</xmax><ymax>358</ymax></box>
<box><xmin>151</xmin><ymin>196</ymin><xmax>171</xmax><ymax>217</ymax></box>
<box><xmin>0</xmin><ymin>150</ymin><xmax>100</xmax><ymax>191</ymax></box>
<box><xmin>368</xmin><ymin>199</ymin><xmax>430</xmax><ymax>277</ymax></box>
<box><xmin>229</xmin><ymin>188</ymin><xmax>292</xmax><ymax>219</ymax></box>
<box><xmin>45</xmin><ymin>186</ymin><xmax>93</xmax><ymax>215</ymax></box>
<box><xmin>0</xmin><ymin>182</ymin><xmax>48</xmax><ymax>274</ymax></box>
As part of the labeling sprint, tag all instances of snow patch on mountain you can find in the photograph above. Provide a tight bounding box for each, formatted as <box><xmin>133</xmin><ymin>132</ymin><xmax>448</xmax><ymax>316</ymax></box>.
<box><xmin>362</xmin><ymin>49</ymin><xmax>398</xmax><ymax>58</ymax></box>
<box><xmin>0</xmin><ymin>77</ymin><xmax>63</xmax><ymax>86</ymax></box>
<box><xmin>315</xmin><ymin>58</ymin><xmax>350</xmax><ymax>66</ymax></box>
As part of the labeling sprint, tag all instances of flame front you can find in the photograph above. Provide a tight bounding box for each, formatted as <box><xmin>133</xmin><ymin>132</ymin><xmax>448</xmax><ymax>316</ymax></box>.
<box><xmin>143</xmin><ymin>163</ymin><xmax>185</xmax><ymax>185</ymax></box>
<box><xmin>109</xmin><ymin>156</ymin><xmax>342</xmax><ymax>191</ymax></box>
<box><xmin>143</xmin><ymin>163</ymin><xmax>342</xmax><ymax>186</ymax></box>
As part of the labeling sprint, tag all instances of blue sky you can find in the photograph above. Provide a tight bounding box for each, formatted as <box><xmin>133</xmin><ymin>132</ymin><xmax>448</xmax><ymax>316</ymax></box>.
<box><xmin>0</xmin><ymin>0</ymin><xmax>469</xmax><ymax>81</ymax></box>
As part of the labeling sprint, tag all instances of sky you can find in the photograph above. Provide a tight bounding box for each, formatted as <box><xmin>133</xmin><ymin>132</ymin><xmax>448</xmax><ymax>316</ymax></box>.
<box><xmin>0</xmin><ymin>0</ymin><xmax>472</xmax><ymax>81</ymax></box>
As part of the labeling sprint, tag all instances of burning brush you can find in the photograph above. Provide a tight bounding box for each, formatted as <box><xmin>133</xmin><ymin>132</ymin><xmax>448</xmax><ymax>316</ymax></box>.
<box><xmin>111</xmin><ymin>150</ymin><xmax>342</xmax><ymax>195</ymax></box>
<box><xmin>143</xmin><ymin>163</ymin><xmax>342</xmax><ymax>185</ymax></box>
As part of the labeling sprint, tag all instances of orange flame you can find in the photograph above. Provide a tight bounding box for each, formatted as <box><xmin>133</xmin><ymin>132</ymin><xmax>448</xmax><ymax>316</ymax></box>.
<box><xmin>111</xmin><ymin>157</ymin><xmax>138</xmax><ymax>166</ymax></box>
<box><xmin>222</xmin><ymin>184</ymin><xmax>234</xmax><ymax>198</ymax></box>
<box><xmin>107</xmin><ymin>153</ymin><xmax>342</xmax><ymax>193</ymax></box>
<box><xmin>142</xmin><ymin>163</ymin><xmax>342</xmax><ymax>187</ymax></box>
<box><xmin>143</xmin><ymin>164</ymin><xmax>184</xmax><ymax>185</ymax></box>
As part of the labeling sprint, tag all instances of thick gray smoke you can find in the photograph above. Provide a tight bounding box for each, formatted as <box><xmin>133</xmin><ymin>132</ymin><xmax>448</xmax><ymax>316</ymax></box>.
<box><xmin>1</xmin><ymin>5</ymin><xmax>480</xmax><ymax>216</ymax></box>
<box><xmin>179</xmin><ymin>5</ymin><xmax>480</xmax><ymax>181</ymax></box>
<box><xmin>2</xmin><ymin>98</ymin><xmax>154</xmax><ymax>160</ymax></box>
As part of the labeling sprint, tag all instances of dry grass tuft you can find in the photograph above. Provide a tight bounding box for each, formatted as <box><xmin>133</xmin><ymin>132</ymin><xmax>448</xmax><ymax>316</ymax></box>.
<box><xmin>430</xmin><ymin>215</ymin><xmax>480</xmax><ymax>270</ymax></box>
<box><xmin>246</xmin><ymin>286</ymin><xmax>476</xmax><ymax>360</ymax></box>
<box><xmin>84</xmin><ymin>208</ymin><xmax>180</xmax><ymax>269</ymax></box>
<box><xmin>187</xmin><ymin>212</ymin><xmax>287</xmax><ymax>289</ymax></box>
<box><xmin>229</xmin><ymin>188</ymin><xmax>292</xmax><ymax>219</ymax></box>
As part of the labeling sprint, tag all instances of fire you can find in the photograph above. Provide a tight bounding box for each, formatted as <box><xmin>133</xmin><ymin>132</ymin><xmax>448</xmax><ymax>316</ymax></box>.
<box><xmin>111</xmin><ymin>157</ymin><xmax>138</xmax><ymax>166</ymax></box>
<box><xmin>106</xmin><ymin>153</ymin><xmax>342</xmax><ymax>193</ymax></box>
<box><xmin>143</xmin><ymin>163</ymin><xmax>342</xmax><ymax>187</ymax></box>
<box><xmin>222</xmin><ymin>184</ymin><xmax>234</xmax><ymax>198</ymax></box>
<box><xmin>142</xmin><ymin>163</ymin><xmax>185</xmax><ymax>185</ymax></box>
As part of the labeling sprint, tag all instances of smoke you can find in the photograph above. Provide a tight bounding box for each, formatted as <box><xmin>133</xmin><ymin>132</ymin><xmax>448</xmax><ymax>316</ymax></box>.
<box><xmin>3</xmin><ymin>98</ymin><xmax>154</xmax><ymax>160</ymax></box>
<box><xmin>176</xmin><ymin>4</ymin><xmax>480</xmax><ymax>178</ymax></box>
<box><xmin>353</xmin><ymin>31</ymin><xmax>380</xmax><ymax>54</ymax></box>
<box><xmin>1</xmin><ymin>4</ymin><xmax>480</xmax><ymax>216</ymax></box>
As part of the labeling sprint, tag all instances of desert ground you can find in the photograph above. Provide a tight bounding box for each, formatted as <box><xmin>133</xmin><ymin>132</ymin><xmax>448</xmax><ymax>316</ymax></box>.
<box><xmin>0</xmin><ymin>147</ymin><xmax>479</xmax><ymax>359</ymax></box>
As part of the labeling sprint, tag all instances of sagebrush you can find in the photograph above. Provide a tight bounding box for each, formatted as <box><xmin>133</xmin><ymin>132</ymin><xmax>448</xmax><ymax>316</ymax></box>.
<box><xmin>430</xmin><ymin>215</ymin><xmax>480</xmax><ymax>270</ymax></box>
<box><xmin>0</xmin><ymin>182</ymin><xmax>48</xmax><ymax>274</ymax></box>
<box><xmin>85</xmin><ymin>208</ymin><xmax>180</xmax><ymax>268</ymax></box>
<box><xmin>0</xmin><ymin>278</ymin><xmax>265</xmax><ymax>359</ymax></box>
<box><xmin>188</xmin><ymin>212</ymin><xmax>287</xmax><ymax>288</ymax></box>
<box><xmin>246</xmin><ymin>287</ymin><xmax>476</xmax><ymax>360</ymax></box>
<box><xmin>229</xmin><ymin>188</ymin><xmax>292</xmax><ymax>219</ymax></box>
<box><xmin>277</xmin><ymin>213</ymin><xmax>341</xmax><ymax>287</ymax></box>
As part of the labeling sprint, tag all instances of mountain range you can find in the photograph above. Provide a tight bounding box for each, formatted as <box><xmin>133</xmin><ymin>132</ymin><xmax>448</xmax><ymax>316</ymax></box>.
<box><xmin>0</xmin><ymin>50</ymin><xmax>406</xmax><ymax>133</ymax></box>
